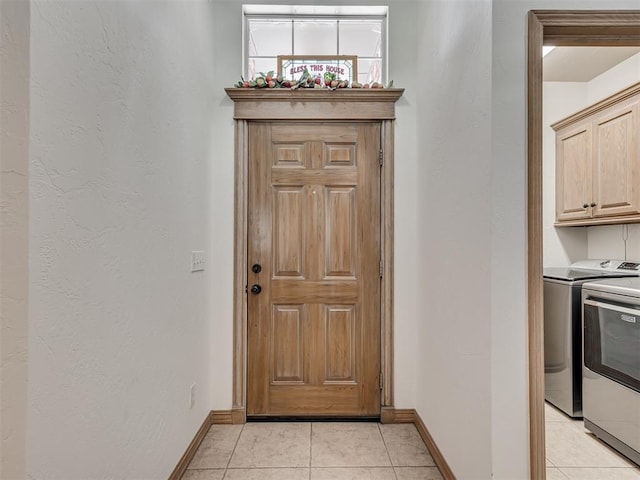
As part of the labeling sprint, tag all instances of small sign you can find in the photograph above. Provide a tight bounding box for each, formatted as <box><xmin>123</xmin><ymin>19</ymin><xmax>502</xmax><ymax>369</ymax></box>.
<box><xmin>278</xmin><ymin>55</ymin><xmax>357</xmax><ymax>83</ymax></box>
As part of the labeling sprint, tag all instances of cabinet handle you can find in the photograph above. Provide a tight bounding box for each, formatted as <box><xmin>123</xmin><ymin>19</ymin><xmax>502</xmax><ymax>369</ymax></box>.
<box><xmin>590</xmin><ymin>202</ymin><xmax>597</xmax><ymax>207</ymax></box>
<box><xmin>583</xmin><ymin>203</ymin><xmax>589</xmax><ymax>208</ymax></box>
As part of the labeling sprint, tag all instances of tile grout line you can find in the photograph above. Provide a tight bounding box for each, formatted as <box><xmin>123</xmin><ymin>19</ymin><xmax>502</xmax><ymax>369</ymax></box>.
<box><xmin>221</xmin><ymin>422</ymin><xmax>246</xmax><ymax>479</ymax></box>
<box><xmin>551</xmin><ymin>466</ymin><xmax>570</xmax><ymax>480</ymax></box>
<box><xmin>196</xmin><ymin>421</ymin><xmax>451</xmax><ymax>479</ymax></box>
<box><xmin>557</xmin><ymin>466</ymin><xmax>640</xmax><ymax>470</ymax></box>
<box><xmin>545</xmin><ymin>403</ymin><xmax>640</xmax><ymax>473</ymax></box>
<box><xmin>377</xmin><ymin>423</ymin><xmax>399</xmax><ymax>480</ymax></box>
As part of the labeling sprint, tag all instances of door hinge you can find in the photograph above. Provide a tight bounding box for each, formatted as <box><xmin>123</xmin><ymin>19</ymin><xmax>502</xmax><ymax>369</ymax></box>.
<box><xmin>379</xmin><ymin>372</ymin><xmax>383</xmax><ymax>390</ymax></box>
<box><xmin>379</xmin><ymin>260</ymin><xmax>383</xmax><ymax>278</ymax></box>
<box><xmin>379</xmin><ymin>149</ymin><xmax>383</xmax><ymax>166</ymax></box>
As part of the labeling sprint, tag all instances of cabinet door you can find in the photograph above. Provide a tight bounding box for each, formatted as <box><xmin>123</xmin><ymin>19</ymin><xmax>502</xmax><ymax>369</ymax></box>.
<box><xmin>556</xmin><ymin>121</ymin><xmax>592</xmax><ymax>221</ymax></box>
<box><xmin>592</xmin><ymin>98</ymin><xmax>640</xmax><ymax>218</ymax></box>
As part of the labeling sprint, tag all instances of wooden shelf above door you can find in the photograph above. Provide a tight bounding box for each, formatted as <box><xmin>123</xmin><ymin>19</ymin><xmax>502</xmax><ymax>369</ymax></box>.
<box><xmin>225</xmin><ymin>88</ymin><xmax>405</xmax><ymax>120</ymax></box>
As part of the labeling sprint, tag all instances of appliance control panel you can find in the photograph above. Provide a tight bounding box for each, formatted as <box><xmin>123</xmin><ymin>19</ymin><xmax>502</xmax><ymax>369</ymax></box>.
<box><xmin>571</xmin><ymin>259</ymin><xmax>640</xmax><ymax>273</ymax></box>
<box><xmin>618</xmin><ymin>262</ymin><xmax>640</xmax><ymax>271</ymax></box>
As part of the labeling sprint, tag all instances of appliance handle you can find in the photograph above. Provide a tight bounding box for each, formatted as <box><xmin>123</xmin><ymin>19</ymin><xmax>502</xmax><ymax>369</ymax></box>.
<box><xmin>584</xmin><ymin>298</ymin><xmax>640</xmax><ymax>320</ymax></box>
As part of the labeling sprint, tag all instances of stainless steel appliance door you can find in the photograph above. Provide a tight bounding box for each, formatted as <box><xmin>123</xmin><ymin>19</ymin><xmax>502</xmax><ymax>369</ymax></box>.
<box><xmin>583</xmin><ymin>367</ymin><xmax>640</xmax><ymax>463</ymax></box>
<box><xmin>583</xmin><ymin>299</ymin><xmax>640</xmax><ymax>393</ymax></box>
<box><xmin>583</xmin><ymin>295</ymin><xmax>640</xmax><ymax>462</ymax></box>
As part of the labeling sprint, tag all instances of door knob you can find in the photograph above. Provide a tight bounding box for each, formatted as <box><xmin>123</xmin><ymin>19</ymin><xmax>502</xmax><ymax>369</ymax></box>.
<box><xmin>252</xmin><ymin>264</ymin><xmax>262</xmax><ymax>274</ymax></box>
<box><xmin>583</xmin><ymin>203</ymin><xmax>589</xmax><ymax>208</ymax></box>
<box><xmin>590</xmin><ymin>202</ymin><xmax>597</xmax><ymax>207</ymax></box>
<box><xmin>250</xmin><ymin>284</ymin><xmax>262</xmax><ymax>295</ymax></box>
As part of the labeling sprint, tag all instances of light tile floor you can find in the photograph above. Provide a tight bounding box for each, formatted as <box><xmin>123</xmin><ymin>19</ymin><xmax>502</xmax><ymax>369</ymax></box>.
<box><xmin>183</xmin><ymin>422</ymin><xmax>444</xmax><ymax>480</ymax></box>
<box><xmin>546</xmin><ymin>402</ymin><xmax>640</xmax><ymax>479</ymax></box>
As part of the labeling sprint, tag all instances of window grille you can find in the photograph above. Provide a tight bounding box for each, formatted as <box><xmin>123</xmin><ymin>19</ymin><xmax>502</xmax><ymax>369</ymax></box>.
<box><xmin>243</xmin><ymin>5</ymin><xmax>387</xmax><ymax>85</ymax></box>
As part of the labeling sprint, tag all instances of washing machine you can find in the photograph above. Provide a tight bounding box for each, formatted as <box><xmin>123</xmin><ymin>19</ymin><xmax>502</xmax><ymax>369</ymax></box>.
<box><xmin>544</xmin><ymin>259</ymin><xmax>640</xmax><ymax>417</ymax></box>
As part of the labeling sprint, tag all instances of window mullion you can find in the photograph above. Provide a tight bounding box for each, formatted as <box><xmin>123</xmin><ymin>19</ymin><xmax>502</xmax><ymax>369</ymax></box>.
<box><xmin>244</xmin><ymin>12</ymin><xmax>386</xmax><ymax>83</ymax></box>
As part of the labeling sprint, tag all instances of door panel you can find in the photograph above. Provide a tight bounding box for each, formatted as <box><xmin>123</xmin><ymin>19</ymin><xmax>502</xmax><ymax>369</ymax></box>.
<box><xmin>271</xmin><ymin>304</ymin><xmax>305</xmax><ymax>383</ymax></box>
<box><xmin>593</xmin><ymin>101</ymin><xmax>639</xmax><ymax>217</ymax></box>
<box><xmin>273</xmin><ymin>188</ymin><xmax>305</xmax><ymax>277</ymax></box>
<box><xmin>325</xmin><ymin>187</ymin><xmax>357</xmax><ymax>277</ymax></box>
<box><xmin>556</xmin><ymin>122</ymin><xmax>592</xmax><ymax>221</ymax></box>
<box><xmin>247</xmin><ymin>122</ymin><xmax>381</xmax><ymax>417</ymax></box>
<box><xmin>324</xmin><ymin>305</ymin><xmax>357</xmax><ymax>382</ymax></box>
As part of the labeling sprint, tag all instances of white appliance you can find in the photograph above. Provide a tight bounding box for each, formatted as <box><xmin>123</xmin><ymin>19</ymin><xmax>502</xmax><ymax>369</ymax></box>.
<box><xmin>582</xmin><ymin>275</ymin><xmax>640</xmax><ymax>466</ymax></box>
<box><xmin>543</xmin><ymin>259</ymin><xmax>640</xmax><ymax>417</ymax></box>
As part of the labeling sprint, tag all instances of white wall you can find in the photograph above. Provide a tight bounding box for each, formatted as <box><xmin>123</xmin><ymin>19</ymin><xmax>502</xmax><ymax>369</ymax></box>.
<box><xmin>0</xmin><ymin>1</ymin><xmax>30</xmax><ymax>478</ymax></box>
<box><xmin>542</xmin><ymin>83</ymin><xmax>589</xmax><ymax>267</ymax></box>
<box><xmin>543</xmin><ymin>51</ymin><xmax>640</xmax><ymax>266</ymax></box>
<box><xmin>384</xmin><ymin>0</ymin><xmax>421</xmax><ymax>414</ymax></box>
<box><xmin>415</xmin><ymin>1</ymin><xmax>494</xmax><ymax>477</ymax></box>
<box><xmin>208</xmin><ymin>0</ymin><xmax>236</xmax><ymax>413</ymax></box>
<box><xmin>588</xmin><ymin>52</ymin><xmax>640</xmax><ymax>103</ymax></box>
<box><xmin>27</xmin><ymin>2</ymin><xmax>216</xmax><ymax>478</ymax></box>
<box><xmin>588</xmin><ymin>224</ymin><xmax>640</xmax><ymax>259</ymax></box>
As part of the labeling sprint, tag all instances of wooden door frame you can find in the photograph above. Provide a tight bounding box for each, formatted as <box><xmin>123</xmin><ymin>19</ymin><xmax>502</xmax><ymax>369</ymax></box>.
<box><xmin>527</xmin><ymin>10</ymin><xmax>640</xmax><ymax>479</ymax></box>
<box><xmin>225</xmin><ymin>88</ymin><xmax>404</xmax><ymax>423</ymax></box>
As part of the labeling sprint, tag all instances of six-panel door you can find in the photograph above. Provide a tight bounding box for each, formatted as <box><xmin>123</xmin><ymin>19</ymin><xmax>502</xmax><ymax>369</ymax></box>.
<box><xmin>247</xmin><ymin>122</ymin><xmax>381</xmax><ymax>417</ymax></box>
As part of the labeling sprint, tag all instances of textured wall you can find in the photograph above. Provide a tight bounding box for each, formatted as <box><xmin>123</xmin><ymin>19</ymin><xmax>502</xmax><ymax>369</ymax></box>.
<box><xmin>415</xmin><ymin>1</ymin><xmax>494</xmax><ymax>477</ymax></box>
<box><xmin>0</xmin><ymin>1</ymin><xmax>30</xmax><ymax>478</ymax></box>
<box><xmin>27</xmin><ymin>1</ymin><xmax>216</xmax><ymax>478</ymax></box>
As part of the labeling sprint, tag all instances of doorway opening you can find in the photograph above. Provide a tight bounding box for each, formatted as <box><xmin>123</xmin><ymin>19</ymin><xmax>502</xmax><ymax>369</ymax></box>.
<box><xmin>527</xmin><ymin>10</ymin><xmax>640</xmax><ymax>479</ymax></box>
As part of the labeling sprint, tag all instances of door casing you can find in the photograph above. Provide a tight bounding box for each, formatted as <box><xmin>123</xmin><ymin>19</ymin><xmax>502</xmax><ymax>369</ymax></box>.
<box><xmin>226</xmin><ymin>88</ymin><xmax>404</xmax><ymax>423</ymax></box>
<box><xmin>527</xmin><ymin>10</ymin><xmax>640</xmax><ymax>480</ymax></box>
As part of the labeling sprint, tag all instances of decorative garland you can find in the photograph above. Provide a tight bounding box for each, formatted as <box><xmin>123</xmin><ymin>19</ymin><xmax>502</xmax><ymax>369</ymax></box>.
<box><xmin>234</xmin><ymin>69</ymin><xmax>392</xmax><ymax>90</ymax></box>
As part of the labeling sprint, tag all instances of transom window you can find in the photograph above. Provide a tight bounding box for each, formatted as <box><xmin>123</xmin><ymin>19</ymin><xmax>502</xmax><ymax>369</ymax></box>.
<box><xmin>243</xmin><ymin>5</ymin><xmax>387</xmax><ymax>85</ymax></box>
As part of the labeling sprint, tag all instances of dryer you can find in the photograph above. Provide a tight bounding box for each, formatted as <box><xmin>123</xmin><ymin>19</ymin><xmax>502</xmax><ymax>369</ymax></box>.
<box><xmin>582</xmin><ymin>275</ymin><xmax>640</xmax><ymax>465</ymax></box>
<box><xmin>543</xmin><ymin>259</ymin><xmax>640</xmax><ymax>417</ymax></box>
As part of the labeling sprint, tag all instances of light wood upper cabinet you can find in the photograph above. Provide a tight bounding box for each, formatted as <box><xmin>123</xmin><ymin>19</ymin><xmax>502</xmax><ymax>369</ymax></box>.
<box><xmin>555</xmin><ymin>118</ymin><xmax>593</xmax><ymax>221</ymax></box>
<box><xmin>593</xmin><ymin>97</ymin><xmax>639</xmax><ymax>218</ymax></box>
<box><xmin>553</xmin><ymin>82</ymin><xmax>640</xmax><ymax>226</ymax></box>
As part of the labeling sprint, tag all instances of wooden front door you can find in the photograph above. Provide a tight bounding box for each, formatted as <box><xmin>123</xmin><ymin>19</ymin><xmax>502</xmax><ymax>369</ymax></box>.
<box><xmin>247</xmin><ymin>122</ymin><xmax>381</xmax><ymax>417</ymax></box>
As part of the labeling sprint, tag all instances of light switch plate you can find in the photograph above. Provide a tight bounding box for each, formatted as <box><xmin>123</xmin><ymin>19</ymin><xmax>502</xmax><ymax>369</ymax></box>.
<box><xmin>191</xmin><ymin>251</ymin><xmax>205</xmax><ymax>272</ymax></box>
